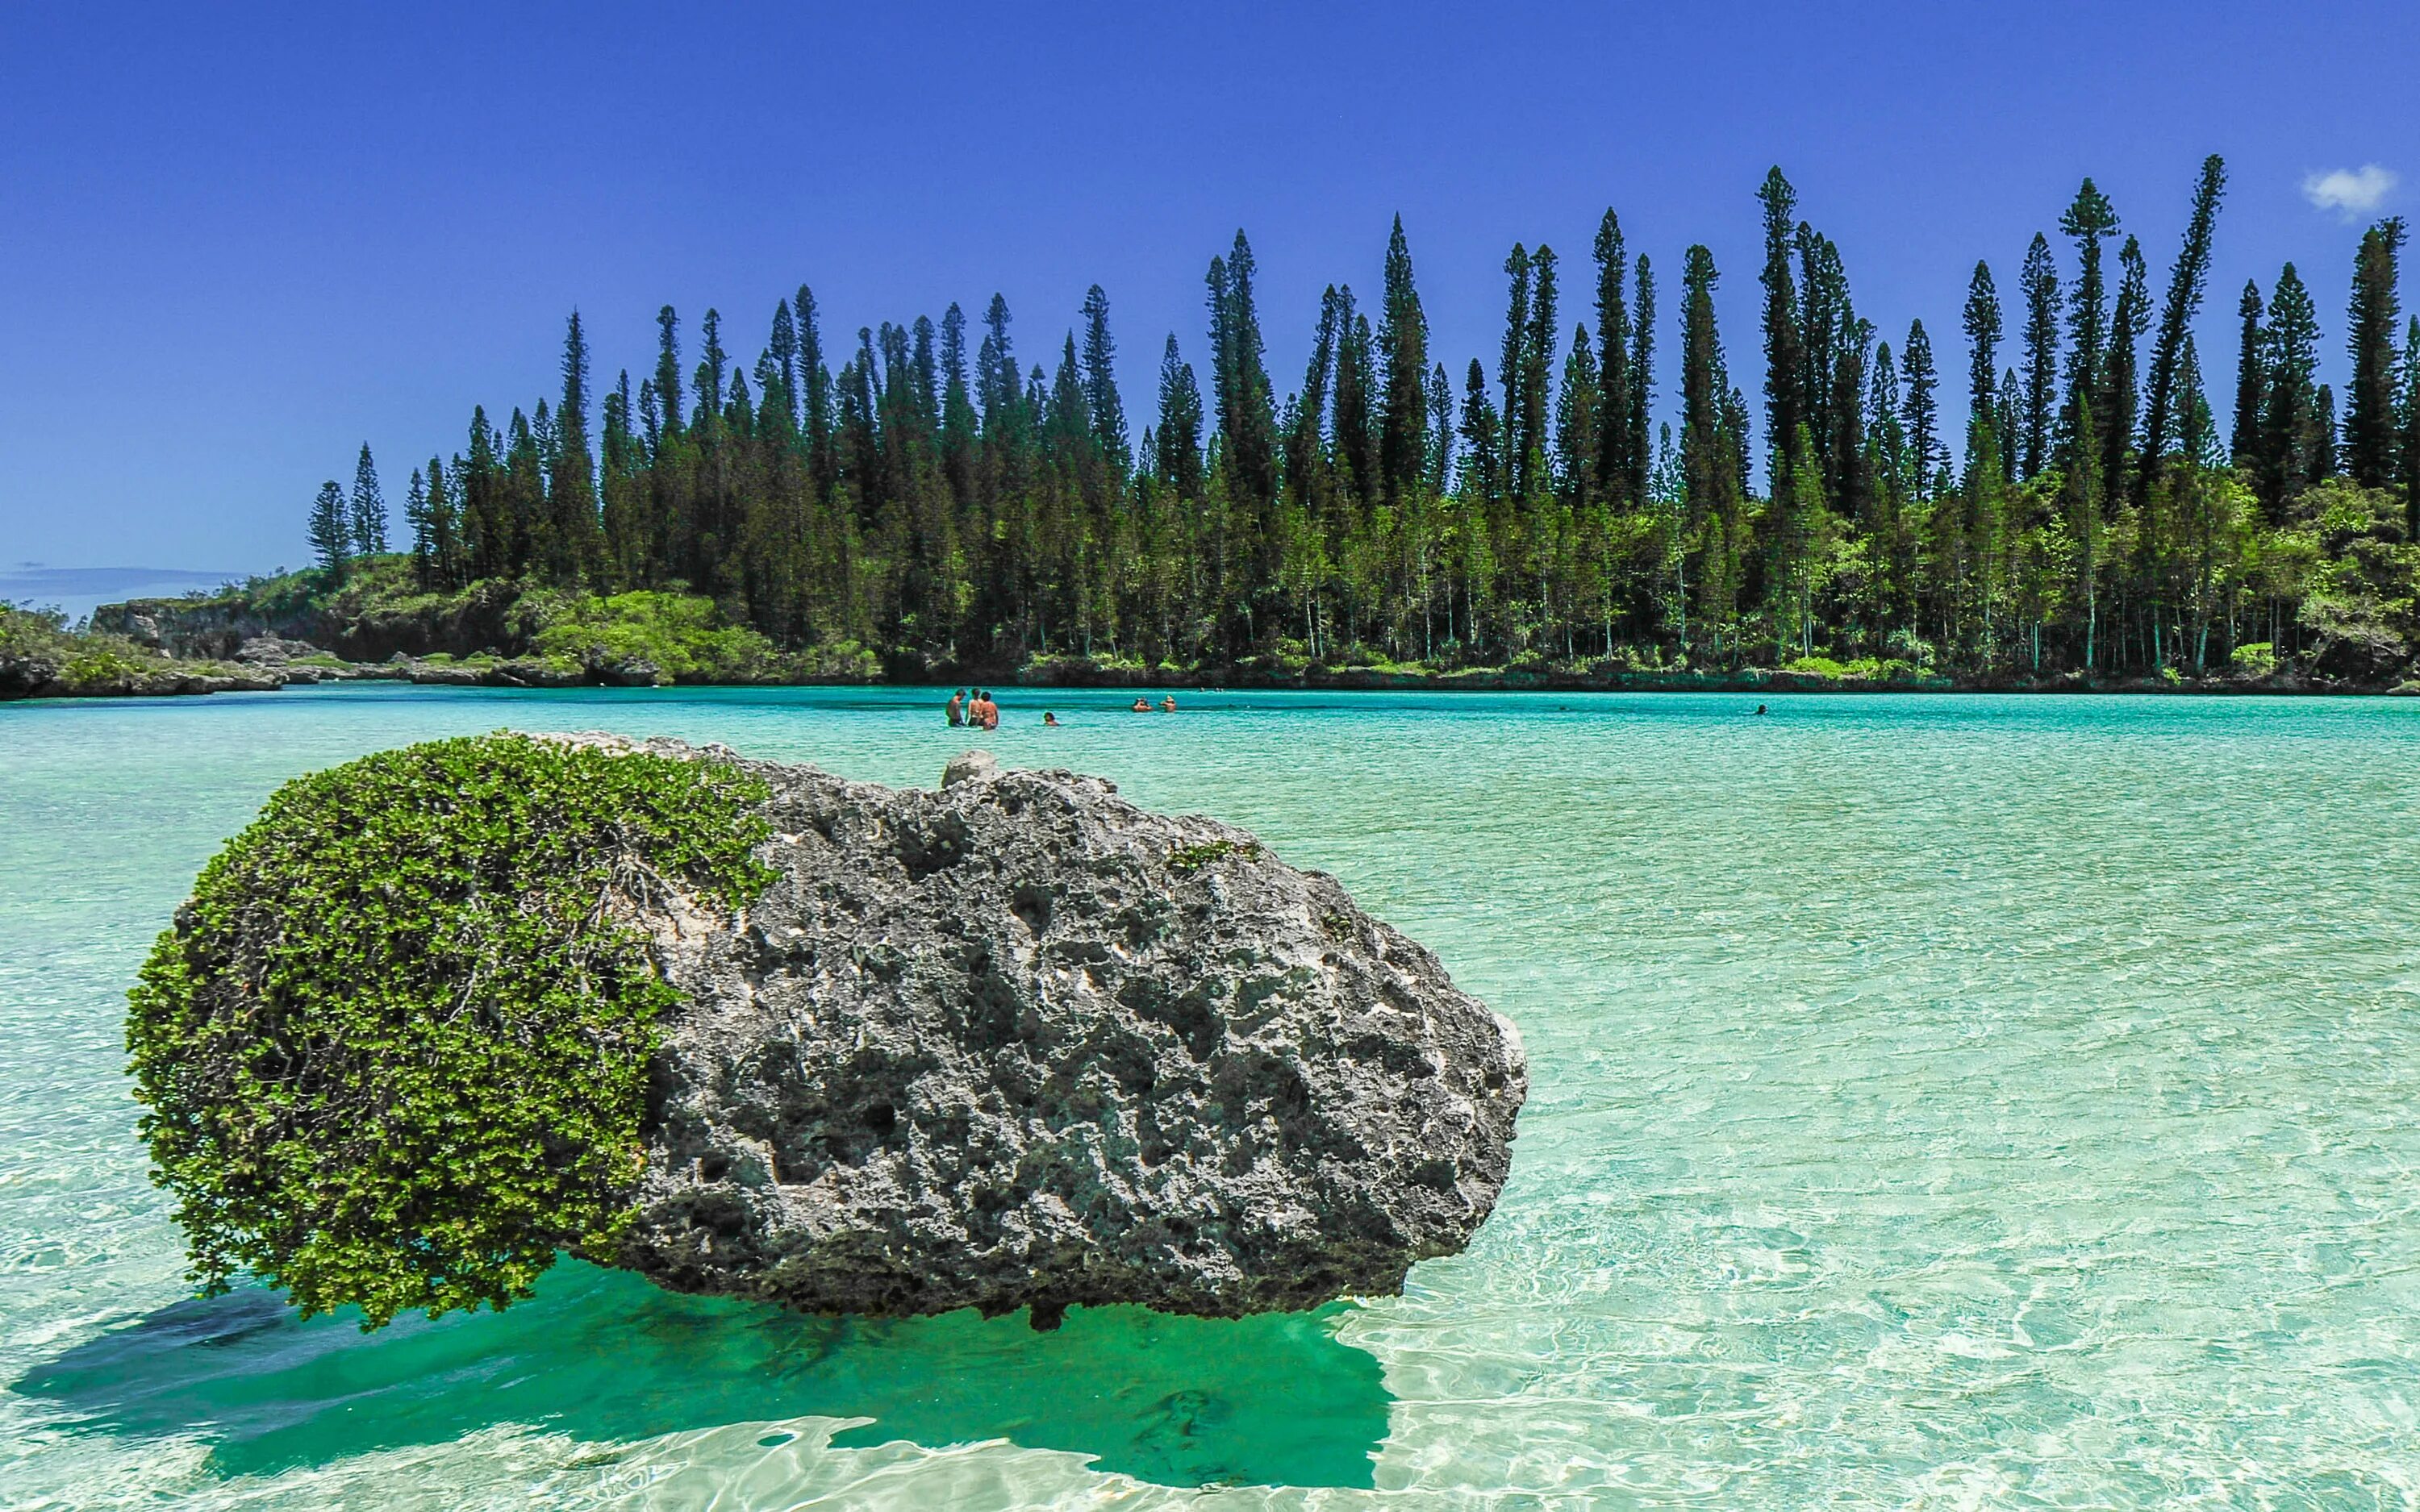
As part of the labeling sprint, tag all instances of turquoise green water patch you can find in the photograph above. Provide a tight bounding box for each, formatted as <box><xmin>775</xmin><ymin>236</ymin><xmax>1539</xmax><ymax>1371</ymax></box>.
<box><xmin>18</xmin><ymin>1264</ymin><xmax>1386</xmax><ymax>1489</ymax></box>
<box><xmin>6</xmin><ymin>685</ymin><xmax>2420</xmax><ymax>1506</ymax></box>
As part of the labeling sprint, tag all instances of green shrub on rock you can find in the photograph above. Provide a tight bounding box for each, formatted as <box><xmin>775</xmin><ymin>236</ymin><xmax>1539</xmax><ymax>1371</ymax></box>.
<box><xmin>125</xmin><ymin>733</ymin><xmax>774</xmax><ymax>1327</ymax></box>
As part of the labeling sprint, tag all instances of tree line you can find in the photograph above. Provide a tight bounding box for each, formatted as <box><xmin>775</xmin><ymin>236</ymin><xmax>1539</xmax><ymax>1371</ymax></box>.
<box><xmin>311</xmin><ymin>156</ymin><xmax>2420</xmax><ymax>680</ymax></box>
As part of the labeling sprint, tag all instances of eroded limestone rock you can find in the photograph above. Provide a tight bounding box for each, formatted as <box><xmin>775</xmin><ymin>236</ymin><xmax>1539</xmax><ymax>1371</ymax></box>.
<box><xmin>566</xmin><ymin>735</ymin><xmax>1527</xmax><ymax>1329</ymax></box>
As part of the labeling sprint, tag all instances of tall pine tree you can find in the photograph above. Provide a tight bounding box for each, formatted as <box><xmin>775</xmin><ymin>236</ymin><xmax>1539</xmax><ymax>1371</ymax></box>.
<box><xmin>2138</xmin><ymin>155</ymin><xmax>2227</xmax><ymax>492</ymax></box>
<box><xmin>1592</xmin><ymin>209</ymin><xmax>1633</xmax><ymax>504</ymax></box>
<box><xmin>1378</xmin><ymin>215</ymin><xmax>1430</xmax><ymax>506</ymax></box>
<box><xmin>1757</xmin><ymin>168</ymin><xmax>1805</xmax><ymax>493</ymax></box>
<box><xmin>2019</xmin><ymin>234</ymin><xmax>2061</xmax><ymax>479</ymax></box>
<box><xmin>348</xmin><ymin>444</ymin><xmax>387</xmax><ymax>556</ymax></box>
<box><xmin>2258</xmin><ymin>263</ymin><xmax>2323</xmax><ymax>515</ymax></box>
<box><xmin>2343</xmin><ymin>217</ymin><xmax>2406</xmax><ymax>488</ymax></box>
<box><xmin>1963</xmin><ymin>261</ymin><xmax>2002</xmax><ymax>424</ymax></box>
<box><xmin>310</xmin><ymin>480</ymin><xmax>350</xmax><ymax>579</ymax></box>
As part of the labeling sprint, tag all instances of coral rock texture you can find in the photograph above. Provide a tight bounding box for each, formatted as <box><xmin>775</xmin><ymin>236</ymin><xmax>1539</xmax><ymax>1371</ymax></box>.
<box><xmin>576</xmin><ymin>735</ymin><xmax>1526</xmax><ymax>1330</ymax></box>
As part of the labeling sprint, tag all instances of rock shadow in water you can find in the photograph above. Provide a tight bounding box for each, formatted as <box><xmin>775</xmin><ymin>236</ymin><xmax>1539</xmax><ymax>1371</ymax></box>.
<box><xmin>13</xmin><ymin>1260</ymin><xmax>1392</xmax><ymax>1490</ymax></box>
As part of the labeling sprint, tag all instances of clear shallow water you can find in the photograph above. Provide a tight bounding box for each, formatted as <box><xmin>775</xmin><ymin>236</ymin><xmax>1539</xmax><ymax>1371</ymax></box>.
<box><xmin>5</xmin><ymin>685</ymin><xmax>2420</xmax><ymax>1510</ymax></box>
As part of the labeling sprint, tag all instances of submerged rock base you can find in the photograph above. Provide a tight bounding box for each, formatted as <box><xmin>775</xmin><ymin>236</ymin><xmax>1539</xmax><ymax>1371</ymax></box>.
<box><xmin>589</xmin><ymin>736</ymin><xmax>1527</xmax><ymax>1328</ymax></box>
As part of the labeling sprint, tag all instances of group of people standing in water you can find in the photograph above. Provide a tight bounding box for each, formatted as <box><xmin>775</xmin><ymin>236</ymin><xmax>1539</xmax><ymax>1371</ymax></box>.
<box><xmin>945</xmin><ymin>689</ymin><xmax>1001</xmax><ymax>729</ymax></box>
<box><xmin>945</xmin><ymin>689</ymin><xmax>1176</xmax><ymax>727</ymax></box>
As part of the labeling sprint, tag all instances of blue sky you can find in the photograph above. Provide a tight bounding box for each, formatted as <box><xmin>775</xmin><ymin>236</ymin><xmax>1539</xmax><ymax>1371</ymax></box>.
<box><xmin>1</xmin><ymin>1</ymin><xmax>2411</xmax><ymax>581</ymax></box>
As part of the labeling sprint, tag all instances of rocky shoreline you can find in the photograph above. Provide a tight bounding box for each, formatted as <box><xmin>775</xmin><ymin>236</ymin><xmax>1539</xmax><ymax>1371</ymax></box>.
<box><xmin>7</xmin><ymin>632</ymin><xmax>2411</xmax><ymax>702</ymax></box>
<box><xmin>5</xmin><ymin>589</ymin><xmax>2410</xmax><ymax>700</ymax></box>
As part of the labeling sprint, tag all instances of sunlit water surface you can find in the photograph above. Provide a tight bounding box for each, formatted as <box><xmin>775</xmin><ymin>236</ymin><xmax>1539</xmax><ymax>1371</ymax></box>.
<box><xmin>5</xmin><ymin>686</ymin><xmax>2420</xmax><ymax>1509</ymax></box>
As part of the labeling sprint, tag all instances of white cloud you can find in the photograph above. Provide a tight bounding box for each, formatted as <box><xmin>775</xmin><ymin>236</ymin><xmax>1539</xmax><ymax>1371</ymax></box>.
<box><xmin>2303</xmin><ymin>165</ymin><xmax>2398</xmax><ymax>219</ymax></box>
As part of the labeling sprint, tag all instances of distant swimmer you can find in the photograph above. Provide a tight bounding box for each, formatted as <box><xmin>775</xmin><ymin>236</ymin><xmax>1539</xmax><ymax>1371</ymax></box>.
<box><xmin>1043</xmin><ymin>710</ymin><xmax>1059</xmax><ymax>727</ymax></box>
<box><xmin>1160</xmin><ymin>694</ymin><xmax>1177</xmax><ymax>712</ymax></box>
<box><xmin>1754</xmin><ymin>703</ymin><xmax>1768</xmax><ymax>715</ymax></box>
<box><xmin>946</xmin><ymin>689</ymin><xmax>966</xmax><ymax>727</ymax></box>
<box><xmin>1132</xmin><ymin>697</ymin><xmax>1153</xmax><ymax>712</ymax></box>
<box><xmin>979</xmin><ymin>690</ymin><xmax>1001</xmax><ymax>731</ymax></box>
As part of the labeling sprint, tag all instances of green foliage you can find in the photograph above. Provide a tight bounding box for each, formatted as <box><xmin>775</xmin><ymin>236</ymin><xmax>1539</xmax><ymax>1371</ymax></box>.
<box><xmin>530</xmin><ymin>589</ymin><xmax>784</xmax><ymax>681</ymax></box>
<box><xmin>2231</xmin><ymin>641</ymin><xmax>2278</xmax><ymax>675</ymax></box>
<box><xmin>1168</xmin><ymin>838</ymin><xmax>1262</xmax><ymax>873</ymax></box>
<box><xmin>0</xmin><ymin>600</ymin><xmax>71</xmax><ymax>656</ymax></box>
<box><xmin>1780</xmin><ymin>654</ymin><xmax>1932</xmax><ymax>682</ymax></box>
<box><xmin>135</xmin><ymin>162</ymin><xmax>2420</xmax><ymax>689</ymax></box>
<box><xmin>2</xmin><ymin>602</ymin><xmax>238</xmax><ymax>697</ymax></box>
<box><xmin>309</xmin><ymin>480</ymin><xmax>352</xmax><ymax>580</ymax></box>
<box><xmin>124</xmin><ymin>734</ymin><xmax>775</xmax><ymax>1329</ymax></box>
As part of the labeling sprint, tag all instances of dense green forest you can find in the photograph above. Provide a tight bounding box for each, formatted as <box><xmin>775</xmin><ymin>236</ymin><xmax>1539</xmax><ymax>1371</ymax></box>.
<box><xmin>312</xmin><ymin>158</ymin><xmax>2420</xmax><ymax>683</ymax></box>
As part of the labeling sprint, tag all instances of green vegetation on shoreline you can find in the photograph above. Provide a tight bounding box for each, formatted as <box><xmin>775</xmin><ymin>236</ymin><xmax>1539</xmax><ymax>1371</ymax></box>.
<box><xmin>10</xmin><ymin>560</ymin><xmax>2405</xmax><ymax>699</ymax></box>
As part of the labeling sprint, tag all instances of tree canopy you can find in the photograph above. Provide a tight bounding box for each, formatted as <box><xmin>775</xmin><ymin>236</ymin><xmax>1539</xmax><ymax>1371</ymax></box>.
<box><xmin>327</xmin><ymin>158</ymin><xmax>2418</xmax><ymax>684</ymax></box>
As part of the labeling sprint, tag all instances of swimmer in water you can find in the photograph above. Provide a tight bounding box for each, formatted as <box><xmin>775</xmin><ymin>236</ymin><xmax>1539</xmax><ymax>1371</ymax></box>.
<box><xmin>1754</xmin><ymin>703</ymin><xmax>1768</xmax><ymax>715</ymax></box>
<box><xmin>1160</xmin><ymin>694</ymin><xmax>1177</xmax><ymax>712</ymax></box>
<box><xmin>946</xmin><ymin>689</ymin><xmax>966</xmax><ymax>727</ymax></box>
<box><xmin>1043</xmin><ymin>710</ymin><xmax>1059</xmax><ymax>726</ymax></box>
<box><xmin>1132</xmin><ymin>697</ymin><xmax>1152</xmax><ymax>712</ymax></box>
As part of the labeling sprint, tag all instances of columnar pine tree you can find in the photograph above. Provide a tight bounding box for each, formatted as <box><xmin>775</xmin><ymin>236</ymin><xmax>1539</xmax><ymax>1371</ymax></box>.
<box><xmin>404</xmin><ymin>468</ymin><xmax>432</xmax><ymax>580</ymax></box>
<box><xmin>348</xmin><ymin>444</ymin><xmax>387</xmax><ymax>556</ymax></box>
<box><xmin>2019</xmin><ymin>234</ymin><xmax>2061</xmax><ymax>479</ymax></box>
<box><xmin>2230</xmin><ymin>281</ymin><xmax>2267</xmax><ymax>468</ymax></box>
<box><xmin>2138</xmin><ymin>155</ymin><xmax>2227</xmax><ymax>493</ymax></box>
<box><xmin>1519</xmin><ymin>246</ymin><xmax>1559</xmax><ymax>502</ymax></box>
<box><xmin>309</xmin><ymin>481</ymin><xmax>351</xmax><ymax>579</ymax></box>
<box><xmin>1963</xmin><ymin>261</ymin><xmax>2002</xmax><ymax>424</ymax></box>
<box><xmin>2101</xmin><ymin>238</ymin><xmax>2148</xmax><ymax>507</ymax></box>
<box><xmin>1626</xmin><ymin>255</ymin><xmax>1656</xmax><ymax>511</ymax></box>
<box><xmin>1207</xmin><ymin>231</ymin><xmax>1280</xmax><ymax>518</ymax></box>
<box><xmin>1156</xmin><ymin>334</ymin><xmax>1204</xmax><ymax>498</ymax></box>
<box><xmin>1757</xmin><ymin>168</ymin><xmax>1804</xmax><ymax>492</ymax></box>
<box><xmin>423</xmin><ymin>456</ymin><xmax>460</xmax><ymax>588</ymax></box>
<box><xmin>1378</xmin><ymin>216</ymin><xmax>1430</xmax><ymax>506</ymax></box>
<box><xmin>1902</xmin><ymin>321</ymin><xmax>1942</xmax><ymax>495</ymax></box>
<box><xmin>1336</xmin><ymin>292</ymin><xmax>1379</xmax><ymax>507</ymax></box>
<box><xmin>2343</xmin><ymin>217</ymin><xmax>2406</xmax><ymax>488</ymax></box>
<box><xmin>1680</xmin><ymin>245</ymin><xmax>1742</xmax><ymax>652</ymax></box>
<box><xmin>1592</xmin><ymin>210</ymin><xmax>1633</xmax><ymax>504</ymax></box>
<box><xmin>2258</xmin><ymin>264</ymin><xmax>2323</xmax><ymax>516</ymax></box>
<box><xmin>653</xmin><ymin>306</ymin><xmax>684</xmax><ymax>437</ymax></box>
<box><xmin>1497</xmin><ymin>244</ymin><xmax>1533</xmax><ymax>498</ymax></box>
<box><xmin>1459</xmin><ymin>359</ymin><xmax>1501</xmax><ymax>503</ymax></box>
<box><xmin>550</xmin><ymin>310</ymin><xmax>601</xmax><ymax>583</ymax></box>
<box><xmin>2059</xmin><ymin>179</ymin><xmax>2121</xmax><ymax>462</ymax></box>
<box><xmin>1079</xmin><ymin>285</ymin><xmax>1129</xmax><ymax>469</ymax></box>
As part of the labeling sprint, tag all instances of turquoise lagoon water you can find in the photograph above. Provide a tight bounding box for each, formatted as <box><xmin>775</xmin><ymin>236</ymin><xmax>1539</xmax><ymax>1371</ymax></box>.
<box><xmin>5</xmin><ymin>685</ymin><xmax>2420</xmax><ymax>1509</ymax></box>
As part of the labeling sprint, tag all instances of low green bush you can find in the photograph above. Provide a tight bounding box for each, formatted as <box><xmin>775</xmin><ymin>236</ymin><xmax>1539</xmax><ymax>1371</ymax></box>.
<box><xmin>125</xmin><ymin>734</ymin><xmax>774</xmax><ymax>1328</ymax></box>
<box><xmin>2232</xmin><ymin>641</ymin><xmax>2278</xmax><ymax>676</ymax></box>
<box><xmin>531</xmin><ymin>590</ymin><xmax>782</xmax><ymax>681</ymax></box>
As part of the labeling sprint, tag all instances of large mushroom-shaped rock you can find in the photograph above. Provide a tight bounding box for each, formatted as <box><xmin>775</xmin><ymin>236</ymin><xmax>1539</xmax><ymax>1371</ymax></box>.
<box><xmin>617</xmin><ymin>738</ymin><xmax>1525</xmax><ymax>1327</ymax></box>
<box><xmin>125</xmin><ymin>731</ymin><xmax>1524</xmax><ymax>1332</ymax></box>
